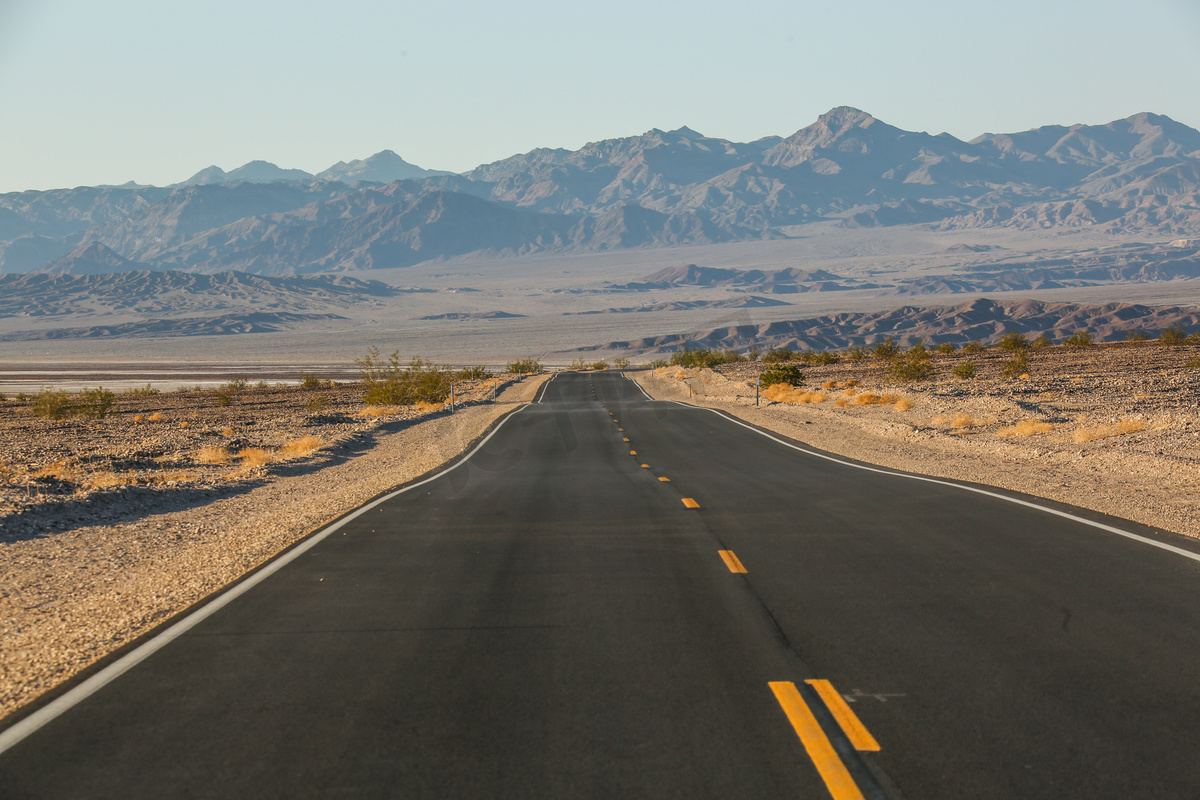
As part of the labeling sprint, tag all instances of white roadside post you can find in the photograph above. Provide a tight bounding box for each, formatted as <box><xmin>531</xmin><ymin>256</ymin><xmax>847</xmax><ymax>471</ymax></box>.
<box><xmin>756</xmin><ymin>375</ymin><xmax>760</xmax><ymax>406</ymax></box>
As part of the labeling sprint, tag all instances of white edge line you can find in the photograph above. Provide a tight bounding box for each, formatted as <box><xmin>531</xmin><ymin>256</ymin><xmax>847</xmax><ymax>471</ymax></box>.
<box><xmin>626</xmin><ymin>373</ymin><xmax>652</xmax><ymax>400</ymax></box>
<box><xmin>666</xmin><ymin>400</ymin><xmax>1200</xmax><ymax>565</ymax></box>
<box><xmin>535</xmin><ymin>372</ymin><xmax>556</xmax><ymax>404</ymax></box>
<box><xmin>0</xmin><ymin>404</ymin><xmax>532</xmax><ymax>756</ymax></box>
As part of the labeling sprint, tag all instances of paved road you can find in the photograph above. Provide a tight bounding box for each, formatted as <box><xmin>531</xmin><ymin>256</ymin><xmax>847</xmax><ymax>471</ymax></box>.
<box><xmin>4</xmin><ymin>371</ymin><xmax>1200</xmax><ymax>798</ymax></box>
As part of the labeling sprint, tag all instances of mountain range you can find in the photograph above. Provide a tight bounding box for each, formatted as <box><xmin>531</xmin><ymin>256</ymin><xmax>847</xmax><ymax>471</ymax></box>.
<box><xmin>3</xmin><ymin>107</ymin><xmax>1200</xmax><ymax>275</ymax></box>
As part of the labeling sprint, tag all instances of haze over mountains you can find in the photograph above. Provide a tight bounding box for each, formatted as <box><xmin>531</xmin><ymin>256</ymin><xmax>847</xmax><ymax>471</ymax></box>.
<box><xmin>3</xmin><ymin>107</ymin><xmax>1200</xmax><ymax>277</ymax></box>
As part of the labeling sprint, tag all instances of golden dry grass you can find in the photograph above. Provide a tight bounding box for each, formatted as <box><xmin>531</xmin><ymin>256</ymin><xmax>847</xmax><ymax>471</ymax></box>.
<box><xmin>997</xmin><ymin>419</ymin><xmax>1056</xmax><ymax>437</ymax></box>
<box><xmin>146</xmin><ymin>412</ymin><xmax>164</xmax><ymax>422</ymax></box>
<box><xmin>179</xmin><ymin>421</ymin><xmax>190</xmax><ymax>429</ymax></box>
<box><xmin>934</xmin><ymin>413</ymin><xmax>990</xmax><ymax>430</ymax></box>
<box><xmin>133</xmin><ymin>414</ymin><xmax>144</xmax><ymax>422</ymax></box>
<box><xmin>821</xmin><ymin>380</ymin><xmax>839</xmax><ymax>389</ymax></box>
<box><xmin>278</xmin><ymin>436</ymin><xmax>322</xmax><ymax>459</ymax></box>
<box><xmin>33</xmin><ymin>460</ymin><xmax>76</xmax><ymax>480</ymax></box>
<box><xmin>86</xmin><ymin>471</ymin><xmax>130</xmax><ymax>489</ymax></box>
<box><xmin>1073</xmin><ymin>418</ymin><xmax>1149</xmax><ymax>443</ymax></box>
<box><xmin>893</xmin><ymin>397</ymin><xmax>914</xmax><ymax>412</ymax></box>
<box><xmin>197</xmin><ymin>445</ymin><xmax>233</xmax><ymax>465</ymax></box>
<box><xmin>762</xmin><ymin>384</ymin><xmax>828</xmax><ymax>404</ymax></box>
<box><xmin>359</xmin><ymin>405</ymin><xmax>405</xmax><ymax>417</ymax></box>
<box><xmin>414</xmin><ymin>400</ymin><xmax>445</xmax><ymax>413</ymax></box>
<box><xmin>236</xmin><ymin>448</ymin><xmax>274</xmax><ymax>468</ymax></box>
<box><xmin>221</xmin><ymin>427</ymin><xmax>234</xmax><ymax>437</ymax></box>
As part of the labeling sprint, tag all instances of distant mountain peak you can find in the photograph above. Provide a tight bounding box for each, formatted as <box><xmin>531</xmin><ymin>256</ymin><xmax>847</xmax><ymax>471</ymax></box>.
<box><xmin>815</xmin><ymin>106</ymin><xmax>878</xmax><ymax>133</ymax></box>
<box><xmin>669</xmin><ymin>126</ymin><xmax>705</xmax><ymax>140</ymax></box>
<box><xmin>314</xmin><ymin>151</ymin><xmax>451</xmax><ymax>184</ymax></box>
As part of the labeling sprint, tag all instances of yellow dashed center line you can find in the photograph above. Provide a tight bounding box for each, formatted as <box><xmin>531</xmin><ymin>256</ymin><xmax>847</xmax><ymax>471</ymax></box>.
<box><xmin>806</xmin><ymin>680</ymin><xmax>880</xmax><ymax>751</ymax></box>
<box><xmin>718</xmin><ymin>550</ymin><xmax>747</xmax><ymax>573</ymax></box>
<box><xmin>658</xmin><ymin>476</ymin><xmax>670</xmax><ymax>482</ymax></box>
<box><xmin>681</xmin><ymin>497</ymin><xmax>700</xmax><ymax>509</ymax></box>
<box><xmin>640</xmin><ymin>464</ymin><xmax>650</xmax><ymax>468</ymax></box>
<box><xmin>630</xmin><ymin>450</ymin><xmax>637</xmax><ymax>455</ymax></box>
<box><xmin>769</xmin><ymin>682</ymin><xmax>867</xmax><ymax>800</ymax></box>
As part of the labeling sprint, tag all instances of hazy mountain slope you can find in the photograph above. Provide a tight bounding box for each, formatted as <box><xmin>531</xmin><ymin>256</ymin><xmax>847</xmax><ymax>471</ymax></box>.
<box><xmin>315</xmin><ymin>150</ymin><xmax>453</xmax><ymax>183</ymax></box>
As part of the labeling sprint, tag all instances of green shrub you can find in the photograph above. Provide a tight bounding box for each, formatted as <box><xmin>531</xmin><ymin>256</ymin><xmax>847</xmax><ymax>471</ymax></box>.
<box><xmin>612</xmin><ymin>357</ymin><xmax>630</xmax><ymax>369</ymax></box>
<box><xmin>761</xmin><ymin>348</ymin><xmax>796</xmax><ymax>363</ymax></box>
<box><xmin>799</xmin><ymin>350</ymin><xmax>841</xmax><ymax>365</ymax></box>
<box><xmin>590</xmin><ymin>360</ymin><xmax>609</xmax><ymax>370</ymax></box>
<box><xmin>1126</xmin><ymin>330</ymin><xmax>1150</xmax><ymax>342</ymax></box>
<box><xmin>1187</xmin><ymin>357</ymin><xmax>1200</xmax><ymax>369</ymax></box>
<box><xmin>845</xmin><ymin>345</ymin><xmax>867</xmax><ymax>361</ymax></box>
<box><xmin>961</xmin><ymin>340</ymin><xmax>986</xmax><ymax>354</ymax></box>
<box><xmin>889</xmin><ymin>341</ymin><xmax>934</xmax><ymax>381</ymax></box>
<box><xmin>306</xmin><ymin>393</ymin><xmax>330</xmax><ymax>413</ymax></box>
<box><xmin>1031</xmin><ymin>334</ymin><xmax>1052</xmax><ymax>348</ymax></box>
<box><xmin>456</xmin><ymin>366</ymin><xmax>490</xmax><ymax>380</ymax></box>
<box><xmin>507</xmin><ymin>358</ymin><xmax>542</xmax><ymax>374</ymax></box>
<box><xmin>669</xmin><ymin>348</ymin><xmax>746</xmax><ymax>369</ymax></box>
<box><xmin>224</xmin><ymin>378</ymin><xmax>249</xmax><ymax>391</ymax></box>
<box><xmin>1000</xmin><ymin>351</ymin><xmax>1030</xmax><ymax>378</ymax></box>
<box><xmin>569</xmin><ymin>358</ymin><xmax>588</xmax><ymax>370</ymax></box>
<box><xmin>870</xmin><ymin>337</ymin><xmax>900</xmax><ymax>360</ymax></box>
<box><xmin>357</xmin><ymin>348</ymin><xmax>452</xmax><ymax>405</ymax></box>
<box><xmin>759</xmin><ymin>365</ymin><xmax>805</xmax><ymax>388</ymax></box>
<box><xmin>126</xmin><ymin>383</ymin><xmax>160</xmax><ymax>396</ymax></box>
<box><xmin>747</xmin><ymin>348</ymin><xmax>761</xmax><ymax>362</ymax></box>
<box><xmin>647</xmin><ymin>359</ymin><xmax>669</xmax><ymax>369</ymax></box>
<box><xmin>952</xmin><ymin>361</ymin><xmax>977</xmax><ymax>379</ymax></box>
<box><xmin>1160</xmin><ymin>325</ymin><xmax>1195</xmax><ymax>345</ymax></box>
<box><xmin>33</xmin><ymin>389</ymin><xmax>72</xmax><ymax>419</ymax></box>
<box><xmin>997</xmin><ymin>330</ymin><xmax>1029</xmax><ymax>351</ymax></box>
<box><xmin>937</xmin><ymin>342</ymin><xmax>957</xmax><ymax>354</ymax></box>
<box><xmin>77</xmin><ymin>387</ymin><xmax>115</xmax><ymax>419</ymax></box>
<box><xmin>214</xmin><ymin>388</ymin><xmax>234</xmax><ymax>407</ymax></box>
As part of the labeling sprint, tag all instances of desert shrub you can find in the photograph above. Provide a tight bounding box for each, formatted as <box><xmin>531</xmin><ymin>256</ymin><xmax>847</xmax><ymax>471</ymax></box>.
<box><xmin>590</xmin><ymin>360</ymin><xmax>609</xmax><ymax>370</ymax></box>
<box><xmin>1031</xmin><ymin>334</ymin><xmax>1052</xmax><ymax>348</ymax></box>
<box><xmin>845</xmin><ymin>345</ymin><xmax>867</xmax><ymax>361</ymax></box>
<box><xmin>612</xmin><ymin>357</ymin><xmax>631</xmax><ymax>369</ymax></box>
<box><xmin>214</xmin><ymin>387</ymin><xmax>234</xmax><ymax>407</ymax></box>
<box><xmin>33</xmin><ymin>389</ymin><xmax>72</xmax><ymax>419</ymax></box>
<box><xmin>1063</xmin><ymin>330</ymin><xmax>1093</xmax><ymax>347</ymax></box>
<box><xmin>1159</xmin><ymin>325</ymin><xmax>1195</xmax><ymax>345</ymax></box>
<box><xmin>961</xmin><ymin>340</ymin><xmax>985</xmax><ymax>353</ymax></box>
<box><xmin>507</xmin><ymin>358</ymin><xmax>543</xmax><ymax>374</ymax></box>
<box><xmin>77</xmin><ymin>387</ymin><xmax>115</xmax><ymax>419</ymax></box>
<box><xmin>299</xmin><ymin>372</ymin><xmax>327</xmax><ymax>389</ymax></box>
<box><xmin>1187</xmin><ymin>357</ymin><xmax>1200</xmax><ymax>369</ymax></box>
<box><xmin>255</xmin><ymin>380</ymin><xmax>269</xmax><ymax>389</ymax></box>
<box><xmin>997</xmin><ymin>330</ymin><xmax>1029</xmax><ymax>351</ymax></box>
<box><xmin>279</xmin><ymin>436</ymin><xmax>322</xmax><ymax>459</ymax></box>
<box><xmin>759</xmin><ymin>365</ymin><xmax>805</xmax><ymax>388</ymax></box>
<box><xmin>197</xmin><ymin>446</ymin><xmax>233</xmax><ymax>465</ymax></box>
<box><xmin>1000</xmin><ymin>351</ymin><xmax>1030</xmax><ymax>379</ymax></box>
<box><xmin>0</xmin><ymin>392</ymin><xmax>6</xmax><ymax>402</ymax></box>
<box><xmin>306</xmin><ymin>393</ymin><xmax>330</xmax><ymax>413</ymax></box>
<box><xmin>889</xmin><ymin>340</ymin><xmax>934</xmax><ymax>381</ymax></box>
<box><xmin>936</xmin><ymin>342</ymin><xmax>957</xmax><ymax>354</ymax></box>
<box><xmin>126</xmin><ymin>383</ymin><xmax>160</xmax><ymax>396</ymax></box>
<box><xmin>870</xmin><ymin>337</ymin><xmax>900</xmax><ymax>360</ymax></box>
<box><xmin>669</xmin><ymin>348</ymin><xmax>745</xmax><ymax>369</ymax></box>
<box><xmin>646</xmin><ymin>359</ymin><xmax>669</xmax><ymax>368</ymax></box>
<box><xmin>456</xmin><ymin>366</ymin><xmax>490</xmax><ymax>380</ymax></box>
<box><xmin>747</xmin><ymin>348</ymin><xmax>761</xmax><ymax>362</ymax></box>
<box><xmin>762</xmin><ymin>348</ymin><xmax>796</xmax><ymax>363</ymax></box>
<box><xmin>952</xmin><ymin>361</ymin><xmax>977</xmax><ymax>379</ymax></box>
<box><xmin>569</xmin><ymin>357</ymin><xmax>588</xmax><ymax>370</ymax></box>
<box><xmin>224</xmin><ymin>378</ymin><xmax>249</xmax><ymax>391</ymax></box>
<box><xmin>357</xmin><ymin>348</ymin><xmax>452</xmax><ymax>405</ymax></box>
<box><xmin>236</xmin><ymin>447</ymin><xmax>274</xmax><ymax>468</ymax></box>
<box><xmin>799</xmin><ymin>350</ymin><xmax>841</xmax><ymax>365</ymax></box>
<box><xmin>1126</xmin><ymin>330</ymin><xmax>1150</xmax><ymax>342</ymax></box>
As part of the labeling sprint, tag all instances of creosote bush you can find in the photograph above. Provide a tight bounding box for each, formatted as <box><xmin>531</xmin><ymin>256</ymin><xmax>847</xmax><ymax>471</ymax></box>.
<box><xmin>1031</xmin><ymin>334</ymin><xmax>1052</xmax><ymax>348</ymax></box>
<box><xmin>456</xmin><ymin>366</ymin><xmax>489</xmax><ymax>380</ymax></box>
<box><xmin>997</xmin><ymin>330</ymin><xmax>1029</xmax><ymax>351</ymax></box>
<box><xmin>1063</xmin><ymin>330</ymin><xmax>1093</xmax><ymax>347</ymax></box>
<box><xmin>76</xmin><ymin>387</ymin><xmax>115</xmax><ymax>419</ymax></box>
<box><xmin>507</xmin><ymin>358</ymin><xmax>542</xmax><ymax>374</ymax></box>
<box><xmin>870</xmin><ymin>337</ymin><xmax>900</xmax><ymax>360</ymax></box>
<box><xmin>1000</xmin><ymin>351</ymin><xmax>1030</xmax><ymax>379</ymax></box>
<box><xmin>357</xmin><ymin>348</ymin><xmax>452</xmax><ymax>405</ymax></box>
<box><xmin>961</xmin><ymin>340</ymin><xmax>986</xmax><ymax>354</ymax></box>
<box><xmin>759</xmin><ymin>364</ymin><xmax>805</xmax><ymax>388</ymax></box>
<box><xmin>1159</xmin><ymin>325</ymin><xmax>1196</xmax><ymax>345</ymax></box>
<box><xmin>888</xmin><ymin>341</ymin><xmax>934</xmax><ymax>382</ymax></box>
<box><xmin>936</xmin><ymin>342</ymin><xmax>956</xmax><ymax>354</ymax></box>
<box><xmin>33</xmin><ymin>389</ymin><xmax>72</xmax><ymax>420</ymax></box>
<box><xmin>669</xmin><ymin>348</ymin><xmax>746</xmax><ymax>369</ymax></box>
<box><xmin>612</xmin><ymin>357</ymin><xmax>631</xmax><ymax>369</ymax></box>
<box><xmin>952</xmin><ymin>361</ymin><xmax>977</xmax><ymax>380</ymax></box>
<box><xmin>590</xmin><ymin>360</ymin><xmax>609</xmax><ymax>370</ymax></box>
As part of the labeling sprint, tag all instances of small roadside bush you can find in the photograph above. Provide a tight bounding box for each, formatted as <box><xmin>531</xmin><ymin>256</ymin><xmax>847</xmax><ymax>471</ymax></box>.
<box><xmin>306</xmin><ymin>393</ymin><xmax>330</xmax><ymax>413</ymax></box>
<box><xmin>1031</xmin><ymin>334</ymin><xmax>1052</xmax><ymax>348</ymax></box>
<box><xmin>357</xmin><ymin>348</ymin><xmax>452</xmax><ymax>405</ymax></box>
<box><xmin>612</xmin><ymin>357</ymin><xmax>630</xmax><ymax>369</ymax></box>
<box><xmin>456</xmin><ymin>366</ymin><xmax>490</xmax><ymax>380</ymax></box>
<box><xmin>762</xmin><ymin>348</ymin><xmax>796</xmax><ymax>363</ymax></box>
<box><xmin>669</xmin><ymin>348</ymin><xmax>746</xmax><ymax>369</ymax></box>
<box><xmin>299</xmin><ymin>372</ymin><xmax>327</xmax><ymax>389</ymax></box>
<box><xmin>590</xmin><ymin>360</ymin><xmax>609</xmax><ymax>370</ymax></box>
<box><xmin>646</xmin><ymin>359</ymin><xmax>669</xmax><ymax>369</ymax></box>
<box><xmin>936</xmin><ymin>342</ymin><xmax>957</xmax><ymax>354</ymax></box>
<box><xmin>1159</xmin><ymin>325</ymin><xmax>1195</xmax><ymax>345</ymax></box>
<box><xmin>961</xmin><ymin>340</ymin><xmax>986</xmax><ymax>354</ymax></box>
<box><xmin>759</xmin><ymin>365</ymin><xmax>805</xmax><ymax>388</ymax></box>
<box><xmin>952</xmin><ymin>361</ymin><xmax>977</xmax><ymax>379</ymax></box>
<box><xmin>507</xmin><ymin>358</ymin><xmax>542</xmax><ymax>374</ymax></box>
<box><xmin>870</xmin><ymin>337</ymin><xmax>900</xmax><ymax>360</ymax></box>
<box><xmin>1000</xmin><ymin>351</ymin><xmax>1030</xmax><ymax>379</ymax></box>
<box><xmin>845</xmin><ymin>345</ymin><xmax>867</xmax><ymax>361</ymax></box>
<box><xmin>126</xmin><ymin>383</ymin><xmax>160</xmax><ymax>396</ymax></box>
<box><xmin>997</xmin><ymin>330</ymin><xmax>1029</xmax><ymax>351</ymax></box>
<box><xmin>77</xmin><ymin>387</ymin><xmax>115</xmax><ymax>419</ymax></box>
<box><xmin>1063</xmin><ymin>330</ymin><xmax>1093</xmax><ymax>347</ymax></box>
<box><xmin>33</xmin><ymin>388</ymin><xmax>72</xmax><ymax>420</ymax></box>
<box><xmin>799</xmin><ymin>350</ymin><xmax>841</xmax><ymax>366</ymax></box>
<box><xmin>1126</xmin><ymin>330</ymin><xmax>1150</xmax><ymax>342</ymax></box>
<box><xmin>888</xmin><ymin>341</ymin><xmax>934</xmax><ymax>382</ymax></box>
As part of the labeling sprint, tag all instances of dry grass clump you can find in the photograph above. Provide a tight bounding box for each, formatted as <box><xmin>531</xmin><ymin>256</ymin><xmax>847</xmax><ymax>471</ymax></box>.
<box><xmin>997</xmin><ymin>419</ymin><xmax>1056</xmax><ymax>437</ymax></box>
<box><xmin>236</xmin><ymin>448</ymin><xmax>274</xmax><ymax>468</ymax></box>
<box><xmin>33</xmin><ymin>460</ymin><xmax>76</xmax><ymax>480</ymax></box>
<box><xmin>221</xmin><ymin>427</ymin><xmax>235</xmax><ymax>437</ymax></box>
<box><xmin>359</xmin><ymin>405</ymin><xmax>405</xmax><ymax>417</ymax></box>
<box><xmin>763</xmin><ymin>383</ymin><xmax>828</xmax><ymax>404</ymax></box>
<box><xmin>278</xmin><ymin>436</ymin><xmax>322</xmax><ymax>459</ymax></box>
<box><xmin>934</xmin><ymin>413</ymin><xmax>990</xmax><ymax>431</ymax></box>
<box><xmin>146</xmin><ymin>412</ymin><xmax>164</xmax><ymax>422</ymax></box>
<box><xmin>85</xmin><ymin>471</ymin><xmax>129</xmax><ymax>489</ymax></box>
<box><xmin>414</xmin><ymin>399</ymin><xmax>445</xmax><ymax>413</ymax></box>
<box><xmin>893</xmin><ymin>397</ymin><xmax>915</xmax><ymax>412</ymax></box>
<box><xmin>1073</xmin><ymin>418</ymin><xmax>1149</xmax><ymax>443</ymax></box>
<box><xmin>197</xmin><ymin>445</ymin><xmax>233</xmax><ymax>465</ymax></box>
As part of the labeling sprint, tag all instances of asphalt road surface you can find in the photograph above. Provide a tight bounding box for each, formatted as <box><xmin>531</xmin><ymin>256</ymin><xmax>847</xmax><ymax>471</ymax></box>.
<box><xmin>4</xmin><ymin>371</ymin><xmax>1200</xmax><ymax>798</ymax></box>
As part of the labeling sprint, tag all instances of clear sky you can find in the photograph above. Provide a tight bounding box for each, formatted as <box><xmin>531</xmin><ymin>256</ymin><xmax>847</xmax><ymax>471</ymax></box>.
<box><xmin>1</xmin><ymin>0</ymin><xmax>1198</xmax><ymax>193</ymax></box>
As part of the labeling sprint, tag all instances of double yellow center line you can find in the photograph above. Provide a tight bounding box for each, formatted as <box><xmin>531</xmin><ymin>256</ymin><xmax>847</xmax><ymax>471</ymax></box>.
<box><xmin>770</xmin><ymin>680</ymin><xmax>880</xmax><ymax>800</ymax></box>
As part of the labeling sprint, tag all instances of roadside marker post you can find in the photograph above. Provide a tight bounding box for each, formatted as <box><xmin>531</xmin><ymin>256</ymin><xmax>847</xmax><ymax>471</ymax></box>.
<box><xmin>756</xmin><ymin>375</ymin><xmax>760</xmax><ymax>407</ymax></box>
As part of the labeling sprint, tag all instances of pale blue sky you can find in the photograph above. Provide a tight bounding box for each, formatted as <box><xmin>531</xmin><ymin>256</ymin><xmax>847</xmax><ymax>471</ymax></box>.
<box><xmin>1</xmin><ymin>0</ymin><xmax>1198</xmax><ymax>192</ymax></box>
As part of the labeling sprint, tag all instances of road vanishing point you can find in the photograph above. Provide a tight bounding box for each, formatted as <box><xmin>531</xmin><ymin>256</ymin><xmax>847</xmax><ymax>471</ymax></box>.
<box><xmin>3</xmin><ymin>371</ymin><xmax>1200</xmax><ymax>799</ymax></box>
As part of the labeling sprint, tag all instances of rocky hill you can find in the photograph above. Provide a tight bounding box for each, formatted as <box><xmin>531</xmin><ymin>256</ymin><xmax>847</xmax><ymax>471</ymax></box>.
<box><xmin>2</xmin><ymin>108</ymin><xmax>1199</xmax><ymax>275</ymax></box>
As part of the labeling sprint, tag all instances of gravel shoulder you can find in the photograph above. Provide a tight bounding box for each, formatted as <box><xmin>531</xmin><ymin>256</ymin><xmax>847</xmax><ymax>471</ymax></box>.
<box><xmin>0</xmin><ymin>374</ymin><xmax>548</xmax><ymax>721</ymax></box>
<box><xmin>631</xmin><ymin>345</ymin><xmax>1200</xmax><ymax>542</ymax></box>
